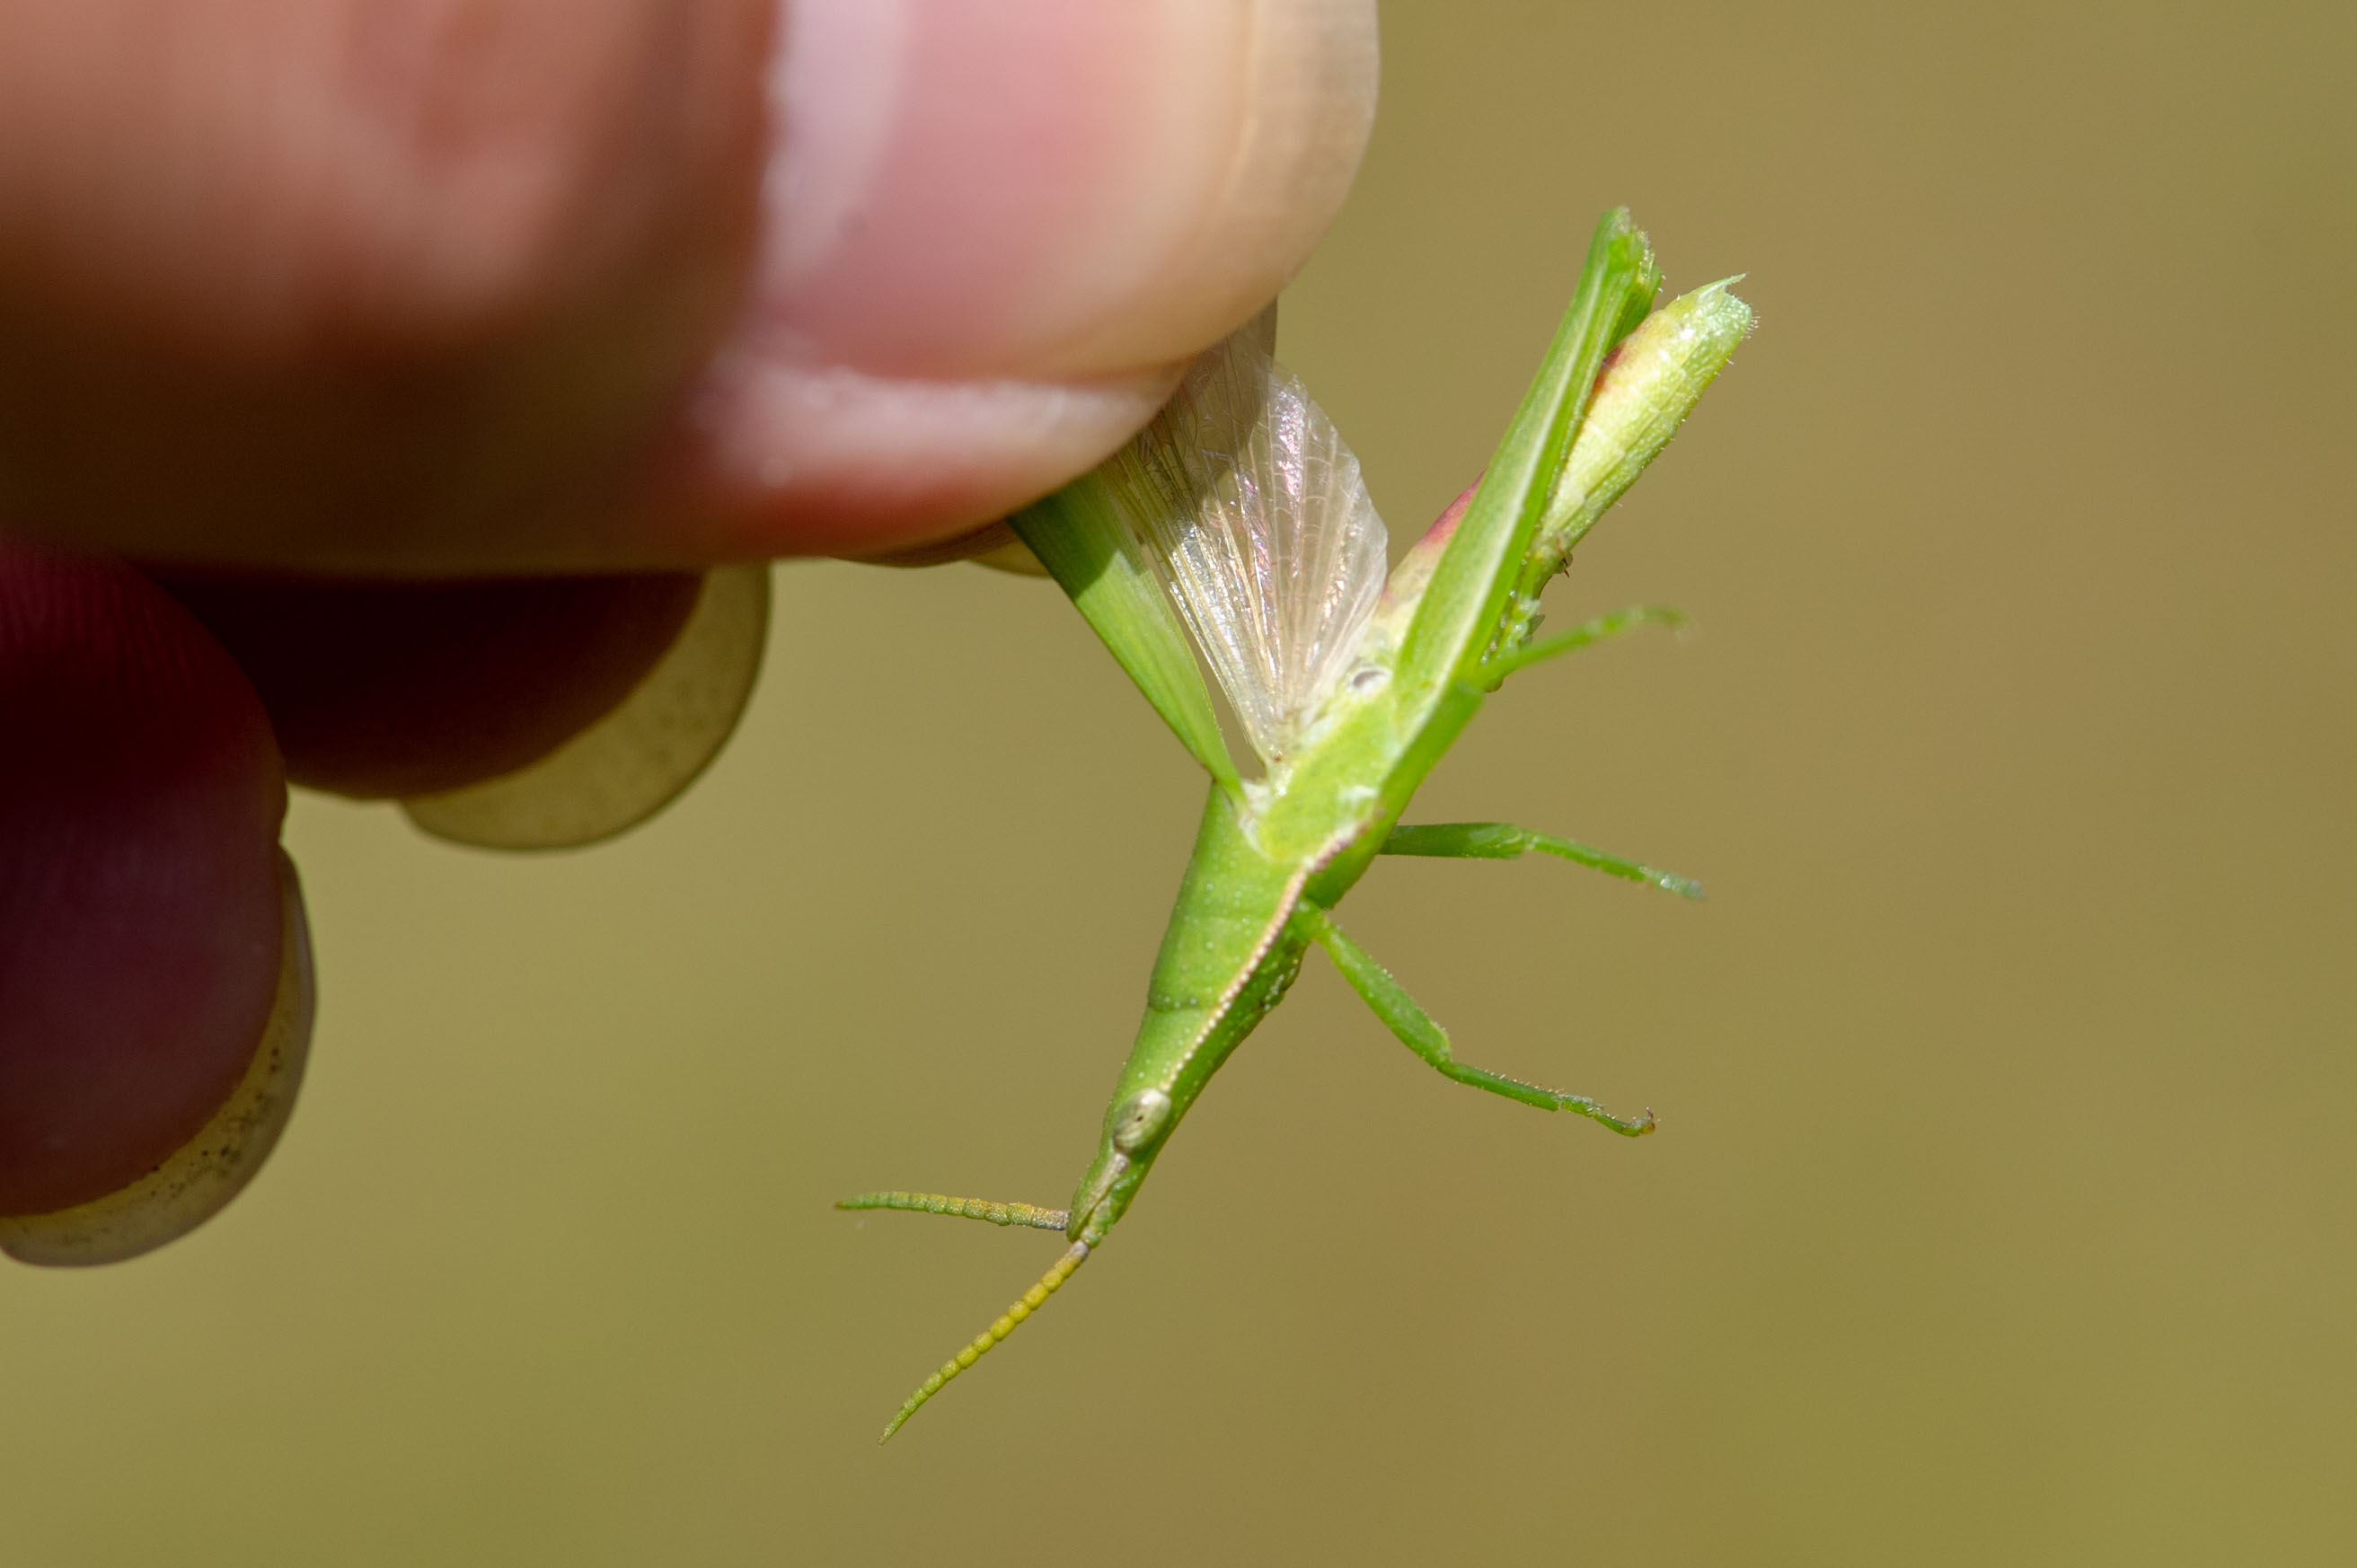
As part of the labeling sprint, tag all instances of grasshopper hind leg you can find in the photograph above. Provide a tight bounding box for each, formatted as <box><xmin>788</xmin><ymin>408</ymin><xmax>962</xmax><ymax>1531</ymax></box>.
<box><xmin>1297</xmin><ymin>904</ymin><xmax>1655</xmax><ymax>1137</ymax></box>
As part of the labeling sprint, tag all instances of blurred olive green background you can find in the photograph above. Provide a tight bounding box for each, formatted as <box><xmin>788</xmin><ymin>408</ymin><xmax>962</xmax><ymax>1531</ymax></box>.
<box><xmin>7</xmin><ymin>3</ymin><xmax>2353</xmax><ymax>1562</ymax></box>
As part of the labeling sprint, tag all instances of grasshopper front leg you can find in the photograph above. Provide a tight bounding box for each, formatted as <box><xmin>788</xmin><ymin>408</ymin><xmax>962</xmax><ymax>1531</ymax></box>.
<box><xmin>1479</xmin><ymin>602</ymin><xmax>1686</xmax><ymax>686</ymax></box>
<box><xmin>1297</xmin><ymin>904</ymin><xmax>1655</xmax><ymax>1136</ymax></box>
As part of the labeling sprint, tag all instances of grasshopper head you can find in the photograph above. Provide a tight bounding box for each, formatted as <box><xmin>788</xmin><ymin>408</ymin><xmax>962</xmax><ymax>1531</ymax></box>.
<box><xmin>1066</xmin><ymin>1087</ymin><xmax>1175</xmax><ymax>1245</ymax></box>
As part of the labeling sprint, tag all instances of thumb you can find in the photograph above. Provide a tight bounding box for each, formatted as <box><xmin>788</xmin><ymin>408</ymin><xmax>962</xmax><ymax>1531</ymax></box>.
<box><xmin>675</xmin><ymin>0</ymin><xmax>1381</xmax><ymax>562</ymax></box>
<box><xmin>0</xmin><ymin>0</ymin><xmax>1378</xmax><ymax>574</ymax></box>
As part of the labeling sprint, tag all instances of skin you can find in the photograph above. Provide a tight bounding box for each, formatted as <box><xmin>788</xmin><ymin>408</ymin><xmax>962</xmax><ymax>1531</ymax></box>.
<box><xmin>0</xmin><ymin>1</ymin><xmax>1378</xmax><ymax>1216</ymax></box>
<box><xmin>843</xmin><ymin>219</ymin><xmax>1757</xmax><ymax>1439</ymax></box>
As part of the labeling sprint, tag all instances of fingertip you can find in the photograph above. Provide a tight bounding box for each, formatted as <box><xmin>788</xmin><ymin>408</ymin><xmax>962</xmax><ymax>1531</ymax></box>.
<box><xmin>152</xmin><ymin>569</ymin><xmax>704</xmax><ymax>799</ymax></box>
<box><xmin>0</xmin><ymin>542</ymin><xmax>288</xmax><ymax>1219</ymax></box>
<box><xmin>401</xmin><ymin>563</ymin><xmax>769</xmax><ymax>850</ymax></box>
<box><xmin>679</xmin><ymin>0</ymin><xmax>1380</xmax><ymax>556</ymax></box>
<box><xmin>0</xmin><ymin>848</ymin><xmax>316</xmax><ymax>1266</ymax></box>
<box><xmin>761</xmin><ymin>0</ymin><xmax>1376</xmax><ymax>378</ymax></box>
<box><xmin>677</xmin><ymin>357</ymin><xmax>1182</xmax><ymax>559</ymax></box>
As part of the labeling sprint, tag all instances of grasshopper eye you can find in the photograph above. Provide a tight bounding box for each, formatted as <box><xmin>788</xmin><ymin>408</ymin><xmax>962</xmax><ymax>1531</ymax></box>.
<box><xmin>1108</xmin><ymin>1089</ymin><xmax>1174</xmax><ymax>1155</ymax></box>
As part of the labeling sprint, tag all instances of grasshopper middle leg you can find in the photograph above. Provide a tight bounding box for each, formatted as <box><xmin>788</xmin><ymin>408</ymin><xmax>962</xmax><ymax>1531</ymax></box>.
<box><xmin>1382</xmin><ymin>820</ymin><xmax>1703</xmax><ymax>900</ymax></box>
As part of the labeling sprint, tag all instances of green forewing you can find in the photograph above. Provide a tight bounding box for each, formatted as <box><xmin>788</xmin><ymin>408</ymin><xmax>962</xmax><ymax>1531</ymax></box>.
<box><xmin>1392</xmin><ymin>209</ymin><xmax>1661</xmax><ymax>699</ymax></box>
<box><xmin>1011</xmin><ymin>481</ymin><xmax>1243</xmax><ymax>792</ymax></box>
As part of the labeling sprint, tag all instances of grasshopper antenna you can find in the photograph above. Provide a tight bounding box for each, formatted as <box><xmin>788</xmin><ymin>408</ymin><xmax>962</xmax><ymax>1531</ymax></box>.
<box><xmin>837</xmin><ymin>1190</ymin><xmax>1071</xmax><ymax>1232</ymax></box>
<box><xmin>878</xmin><ymin>1242</ymin><xmax>1090</xmax><ymax>1443</ymax></box>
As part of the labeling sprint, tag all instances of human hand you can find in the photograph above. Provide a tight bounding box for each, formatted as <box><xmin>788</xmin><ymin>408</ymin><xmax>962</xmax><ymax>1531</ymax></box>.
<box><xmin>0</xmin><ymin>0</ymin><xmax>1377</xmax><ymax>1260</ymax></box>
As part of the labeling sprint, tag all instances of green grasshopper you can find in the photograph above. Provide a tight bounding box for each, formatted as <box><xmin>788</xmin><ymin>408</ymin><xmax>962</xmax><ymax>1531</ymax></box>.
<box><xmin>842</xmin><ymin>209</ymin><xmax>1752</xmax><ymax>1441</ymax></box>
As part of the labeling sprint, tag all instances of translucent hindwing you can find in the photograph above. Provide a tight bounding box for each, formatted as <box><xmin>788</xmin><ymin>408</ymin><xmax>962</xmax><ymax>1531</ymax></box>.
<box><xmin>1101</xmin><ymin>309</ymin><xmax>1390</xmax><ymax>767</ymax></box>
